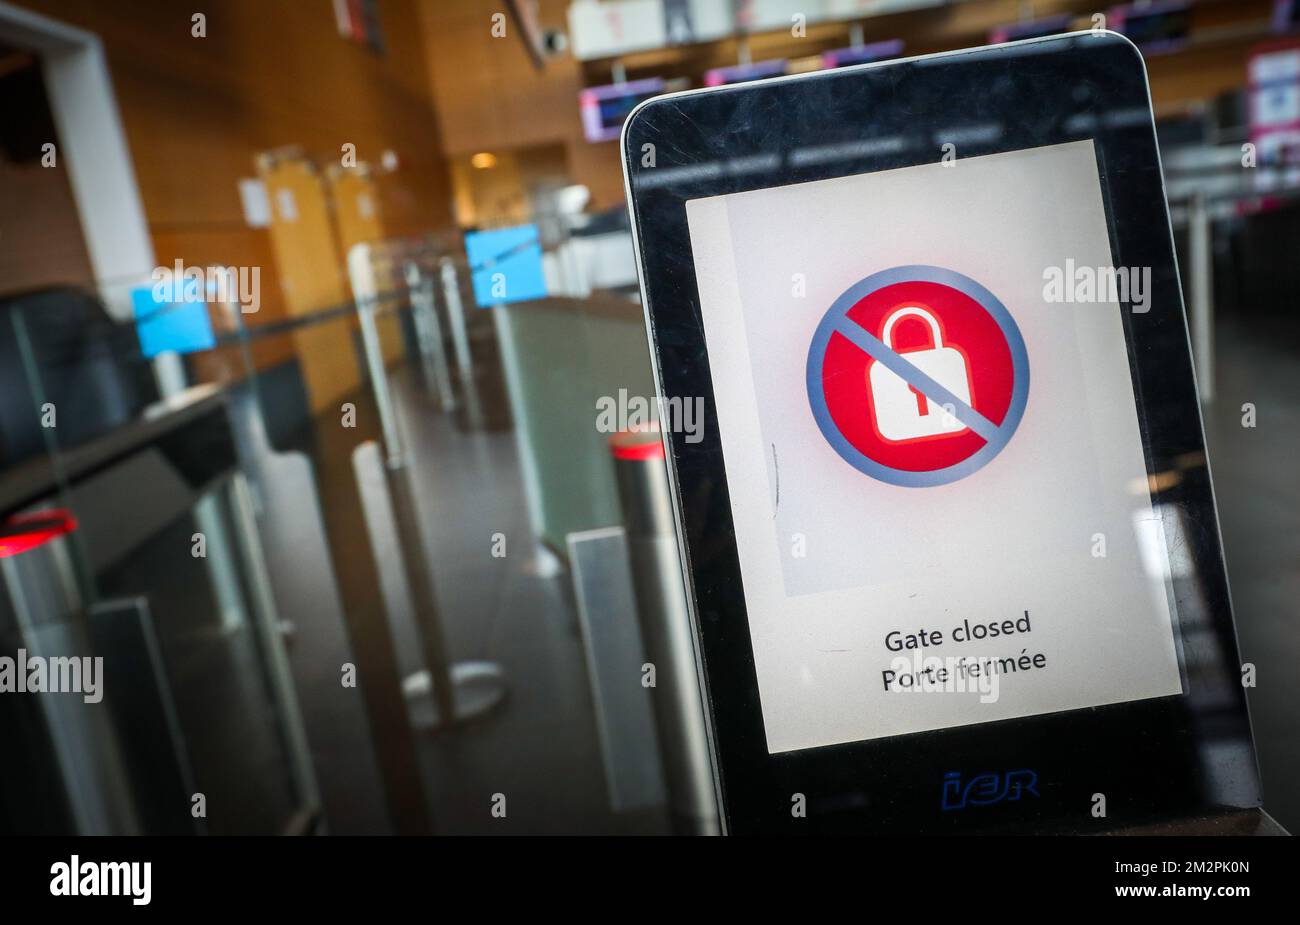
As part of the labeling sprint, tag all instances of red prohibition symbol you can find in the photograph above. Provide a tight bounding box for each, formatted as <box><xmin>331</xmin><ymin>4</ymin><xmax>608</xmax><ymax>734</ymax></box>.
<box><xmin>805</xmin><ymin>265</ymin><xmax>1030</xmax><ymax>487</ymax></box>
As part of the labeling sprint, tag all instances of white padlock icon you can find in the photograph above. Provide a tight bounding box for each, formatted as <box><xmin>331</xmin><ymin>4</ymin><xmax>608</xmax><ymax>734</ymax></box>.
<box><xmin>867</xmin><ymin>306</ymin><xmax>972</xmax><ymax>443</ymax></box>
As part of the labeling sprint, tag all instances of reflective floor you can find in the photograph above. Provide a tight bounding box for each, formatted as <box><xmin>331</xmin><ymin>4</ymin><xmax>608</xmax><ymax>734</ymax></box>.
<box><xmin>390</xmin><ymin>372</ymin><xmax>664</xmax><ymax>833</ymax></box>
<box><xmin>280</xmin><ymin>370</ymin><xmax>666</xmax><ymax>834</ymax></box>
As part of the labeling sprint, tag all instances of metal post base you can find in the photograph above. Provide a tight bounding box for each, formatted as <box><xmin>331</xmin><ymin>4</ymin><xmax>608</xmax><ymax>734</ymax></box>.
<box><xmin>522</xmin><ymin>543</ymin><xmax>563</xmax><ymax>578</ymax></box>
<box><xmin>402</xmin><ymin>661</ymin><xmax>508</xmax><ymax>729</ymax></box>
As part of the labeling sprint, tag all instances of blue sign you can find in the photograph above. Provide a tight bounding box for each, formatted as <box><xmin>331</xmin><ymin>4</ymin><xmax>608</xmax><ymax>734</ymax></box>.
<box><xmin>132</xmin><ymin>280</ymin><xmax>216</xmax><ymax>358</ymax></box>
<box><xmin>464</xmin><ymin>224</ymin><xmax>547</xmax><ymax>308</ymax></box>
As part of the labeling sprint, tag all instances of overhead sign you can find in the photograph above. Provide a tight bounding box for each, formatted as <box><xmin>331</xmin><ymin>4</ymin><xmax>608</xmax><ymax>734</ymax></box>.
<box><xmin>821</xmin><ymin>39</ymin><xmax>903</xmax><ymax>68</ymax></box>
<box><xmin>132</xmin><ymin>280</ymin><xmax>216</xmax><ymax>358</ymax></box>
<box><xmin>580</xmin><ymin>78</ymin><xmax>666</xmax><ymax>143</ymax></box>
<box><xmin>1249</xmin><ymin>40</ymin><xmax>1300</xmax><ymax>181</ymax></box>
<box><xmin>464</xmin><ymin>224</ymin><xmax>547</xmax><ymax>307</ymax></box>
<box><xmin>704</xmin><ymin>59</ymin><xmax>787</xmax><ymax>86</ymax></box>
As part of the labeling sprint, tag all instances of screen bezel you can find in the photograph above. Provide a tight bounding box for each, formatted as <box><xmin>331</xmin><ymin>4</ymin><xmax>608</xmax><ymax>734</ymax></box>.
<box><xmin>622</xmin><ymin>31</ymin><xmax>1260</xmax><ymax>834</ymax></box>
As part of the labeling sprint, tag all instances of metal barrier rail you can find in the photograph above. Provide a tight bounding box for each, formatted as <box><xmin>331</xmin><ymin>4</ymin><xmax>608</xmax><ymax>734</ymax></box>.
<box><xmin>1165</xmin><ymin>160</ymin><xmax>1300</xmax><ymax>402</ymax></box>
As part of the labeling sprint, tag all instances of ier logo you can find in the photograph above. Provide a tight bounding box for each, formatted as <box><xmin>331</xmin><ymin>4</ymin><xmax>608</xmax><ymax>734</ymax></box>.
<box><xmin>942</xmin><ymin>768</ymin><xmax>1040</xmax><ymax>811</ymax></box>
<box><xmin>806</xmin><ymin>265</ymin><xmax>1029</xmax><ymax>487</ymax></box>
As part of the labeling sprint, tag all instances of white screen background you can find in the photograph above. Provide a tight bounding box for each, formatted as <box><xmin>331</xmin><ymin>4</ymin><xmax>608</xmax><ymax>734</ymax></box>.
<box><xmin>685</xmin><ymin>141</ymin><xmax>1184</xmax><ymax>753</ymax></box>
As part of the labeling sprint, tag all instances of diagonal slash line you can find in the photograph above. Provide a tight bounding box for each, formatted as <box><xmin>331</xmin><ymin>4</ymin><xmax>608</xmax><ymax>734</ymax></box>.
<box><xmin>831</xmin><ymin>318</ymin><xmax>1002</xmax><ymax>443</ymax></box>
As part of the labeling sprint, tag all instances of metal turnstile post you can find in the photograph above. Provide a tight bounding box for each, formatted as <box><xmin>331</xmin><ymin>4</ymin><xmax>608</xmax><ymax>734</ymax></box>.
<box><xmin>404</xmin><ymin>261</ymin><xmax>456</xmax><ymax>412</ymax></box>
<box><xmin>347</xmin><ymin>243</ymin><xmax>506</xmax><ymax>730</ymax></box>
<box><xmin>611</xmin><ymin>430</ymin><xmax>719</xmax><ymax>835</ymax></box>
<box><xmin>0</xmin><ymin>513</ymin><xmax>141</xmax><ymax>834</ymax></box>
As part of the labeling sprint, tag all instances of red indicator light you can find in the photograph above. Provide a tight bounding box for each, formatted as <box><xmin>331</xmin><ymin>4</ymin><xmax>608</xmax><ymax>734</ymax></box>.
<box><xmin>0</xmin><ymin>509</ymin><xmax>78</xmax><ymax>558</ymax></box>
<box><xmin>610</xmin><ymin>426</ymin><xmax>665</xmax><ymax>462</ymax></box>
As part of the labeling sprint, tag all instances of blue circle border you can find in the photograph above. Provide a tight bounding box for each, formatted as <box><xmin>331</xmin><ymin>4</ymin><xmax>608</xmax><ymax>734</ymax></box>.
<box><xmin>805</xmin><ymin>265</ymin><xmax>1030</xmax><ymax>488</ymax></box>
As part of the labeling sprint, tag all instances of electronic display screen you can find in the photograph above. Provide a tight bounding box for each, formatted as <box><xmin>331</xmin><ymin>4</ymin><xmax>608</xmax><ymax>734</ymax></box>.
<box><xmin>704</xmin><ymin>59</ymin><xmax>788</xmax><ymax>86</ymax></box>
<box><xmin>580</xmin><ymin>78</ymin><xmax>666</xmax><ymax>142</ymax></box>
<box><xmin>1112</xmin><ymin>1</ymin><xmax>1190</xmax><ymax>54</ymax></box>
<box><xmin>821</xmin><ymin>40</ymin><xmax>903</xmax><ymax>69</ymax></box>
<box><xmin>988</xmin><ymin>15</ymin><xmax>1071</xmax><ymax>45</ymax></box>
<box><xmin>1275</xmin><ymin>0</ymin><xmax>1300</xmax><ymax>33</ymax></box>
<box><xmin>684</xmin><ymin>140</ymin><xmax>1185</xmax><ymax>754</ymax></box>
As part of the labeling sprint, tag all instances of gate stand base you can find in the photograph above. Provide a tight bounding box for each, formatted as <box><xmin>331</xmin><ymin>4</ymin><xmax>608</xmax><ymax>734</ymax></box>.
<box><xmin>402</xmin><ymin>662</ymin><xmax>507</xmax><ymax>729</ymax></box>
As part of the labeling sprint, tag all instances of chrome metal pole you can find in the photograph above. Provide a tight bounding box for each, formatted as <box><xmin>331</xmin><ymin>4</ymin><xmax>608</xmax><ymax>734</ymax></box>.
<box><xmin>350</xmin><ymin>244</ymin><xmax>505</xmax><ymax>731</ymax></box>
<box><xmin>404</xmin><ymin>260</ymin><xmax>456</xmax><ymax>412</ymax></box>
<box><xmin>1</xmin><ymin>533</ymin><xmax>142</xmax><ymax>835</ymax></box>
<box><xmin>439</xmin><ymin>257</ymin><xmax>486</xmax><ymax>429</ymax></box>
<box><xmin>439</xmin><ymin>257</ymin><xmax>474</xmax><ymax>379</ymax></box>
<box><xmin>348</xmin><ymin>243</ymin><xmax>404</xmax><ymax>464</ymax></box>
<box><xmin>353</xmin><ymin>440</ymin><xmax>507</xmax><ymax>729</ymax></box>
<box><xmin>611</xmin><ymin>430</ymin><xmax>719</xmax><ymax>835</ymax></box>
<box><xmin>227</xmin><ymin>474</ymin><xmax>322</xmax><ymax>822</ymax></box>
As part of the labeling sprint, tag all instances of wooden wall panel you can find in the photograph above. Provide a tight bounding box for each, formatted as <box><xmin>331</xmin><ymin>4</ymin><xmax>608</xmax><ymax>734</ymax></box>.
<box><xmin>12</xmin><ymin>0</ymin><xmax>455</xmax><ymax>391</ymax></box>
<box><xmin>419</xmin><ymin>0</ymin><xmax>626</xmax><ymax>210</ymax></box>
<box><xmin>420</xmin><ymin>0</ymin><xmax>580</xmax><ymax>155</ymax></box>
<box><xmin>0</xmin><ymin>49</ymin><xmax>93</xmax><ymax>298</ymax></box>
<box><xmin>420</xmin><ymin>0</ymin><xmax>1280</xmax><ymax>216</ymax></box>
<box><xmin>150</xmin><ymin>224</ymin><xmax>297</xmax><ymax>387</ymax></box>
<box><xmin>259</xmin><ymin>157</ymin><xmax>361</xmax><ymax>414</ymax></box>
<box><xmin>328</xmin><ymin>167</ymin><xmax>403</xmax><ymax>364</ymax></box>
<box><xmin>0</xmin><ymin>154</ymin><xmax>94</xmax><ymax>298</ymax></box>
